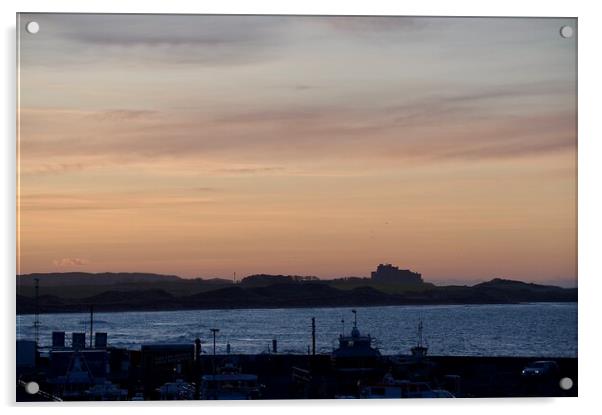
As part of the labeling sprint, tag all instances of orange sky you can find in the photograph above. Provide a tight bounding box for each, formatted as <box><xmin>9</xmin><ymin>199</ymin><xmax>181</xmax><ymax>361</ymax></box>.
<box><xmin>17</xmin><ymin>15</ymin><xmax>577</xmax><ymax>286</ymax></box>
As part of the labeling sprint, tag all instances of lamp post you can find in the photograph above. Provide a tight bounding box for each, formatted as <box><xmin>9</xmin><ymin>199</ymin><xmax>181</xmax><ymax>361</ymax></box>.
<box><xmin>311</xmin><ymin>317</ymin><xmax>316</xmax><ymax>356</ymax></box>
<box><xmin>210</xmin><ymin>328</ymin><xmax>219</xmax><ymax>375</ymax></box>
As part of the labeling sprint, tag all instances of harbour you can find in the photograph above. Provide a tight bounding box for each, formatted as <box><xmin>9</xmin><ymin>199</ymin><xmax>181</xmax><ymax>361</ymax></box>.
<box><xmin>16</xmin><ymin>307</ymin><xmax>578</xmax><ymax>400</ymax></box>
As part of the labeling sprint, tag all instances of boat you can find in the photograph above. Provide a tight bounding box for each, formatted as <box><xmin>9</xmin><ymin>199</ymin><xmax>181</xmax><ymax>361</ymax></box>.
<box><xmin>329</xmin><ymin>310</ymin><xmax>384</xmax><ymax>398</ymax></box>
<box><xmin>85</xmin><ymin>381</ymin><xmax>128</xmax><ymax>401</ymax></box>
<box><xmin>130</xmin><ymin>392</ymin><xmax>144</xmax><ymax>401</ymax></box>
<box><xmin>360</xmin><ymin>372</ymin><xmax>455</xmax><ymax>399</ymax></box>
<box><xmin>200</xmin><ymin>358</ymin><xmax>262</xmax><ymax>400</ymax></box>
<box><xmin>388</xmin><ymin>319</ymin><xmax>436</xmax><ymax>382</ymax></box>
<box><xmin>157</xmin><ymin>379</ymin><xmax>195</xmax><ymax>400</ymax></box>
<box><xmin>331</xmin><ymin>310</ymin><xmax>381</xmax><ymax>360</ymax></box>
<box><xmin>411</xmin><ymin>319</ymin><xmax>428</xmax><ymax>358</ymax></box>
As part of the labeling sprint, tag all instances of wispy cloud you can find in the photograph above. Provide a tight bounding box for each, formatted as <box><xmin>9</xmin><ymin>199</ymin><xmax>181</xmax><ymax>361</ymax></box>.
<box><xmin>214</xmin><ymin>166</ymin><xmax>285</xmax><ymax>174</ymax></box>
<box><xmin>324</xmin><ymin>15</ymin><xmax>429</xmax><ymax>35</ymax></box>
<box><xmin>18</xmin><ymin>98</ymin><xmax>575</xmax><ymax>179</ymax></box>
<box><xmin>91</xmin><ymin>109</ymin><xmax>159</xmax><ymax>121</ymax></box>
<box><xmin>193</xmin><ymin>187</ymin><xmax>219</xmax><ymax>192</ymax></box>
<box><xmin>20</xmin><ymin>14</ymin><xmax>291</xmax><ymax>67</ymax></box>
<box><xmin>53</xmin><ymin>258</ymin><xmax>89</xmax><ymax>267</ymax></box>
<box><xmin>19</xmin><ymin>191</ymin><xmax>218</xmax><ymax>212</ymax></box>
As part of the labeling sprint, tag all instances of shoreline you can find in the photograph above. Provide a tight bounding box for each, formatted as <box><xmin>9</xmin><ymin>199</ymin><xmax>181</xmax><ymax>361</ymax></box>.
<box><xmin>19</xmin><ymin>345</ymin><xmax>579</xmax><ymax>359</ymax></box>
<box><xmin>16</xmin><ymin>300</ymin><xmax>578</xmax><ymax>316</ymax></box>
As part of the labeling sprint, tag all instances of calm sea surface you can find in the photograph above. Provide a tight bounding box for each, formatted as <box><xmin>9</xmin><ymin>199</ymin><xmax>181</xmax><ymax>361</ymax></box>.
<box><xmin>17</xmin><ymin>303</ymin><xmax>577</xmax><ymax>357</ymax></box>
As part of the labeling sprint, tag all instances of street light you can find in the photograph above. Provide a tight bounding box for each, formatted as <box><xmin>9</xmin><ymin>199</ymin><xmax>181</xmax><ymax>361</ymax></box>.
<box><xmin>210</xmin><ymin>328</ymin><xmax>220</xmax><ymax>376</ymax></box>
<box><xmin>210</xmin><ymin>328</ymin><xmax>220</xmax><ymax>356</ymax></box>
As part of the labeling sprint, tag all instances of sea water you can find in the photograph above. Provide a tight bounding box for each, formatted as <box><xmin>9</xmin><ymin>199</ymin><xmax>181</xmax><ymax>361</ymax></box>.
<box><xmin>17</xmin><ymin>302</ymin><xmax>577</xmax><ymax>357</ymax></box>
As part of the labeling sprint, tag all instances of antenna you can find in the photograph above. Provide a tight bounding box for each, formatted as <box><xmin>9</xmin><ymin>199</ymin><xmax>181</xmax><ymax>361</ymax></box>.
<box><xmin>417</xmin><ymin>318</ymin><xmax>424</xmax><ymax>347</ymax></box>
<box><xmin>33</xmin><ymin>278</ymin><xmax>40</xmax><ymax>346</ymax></box>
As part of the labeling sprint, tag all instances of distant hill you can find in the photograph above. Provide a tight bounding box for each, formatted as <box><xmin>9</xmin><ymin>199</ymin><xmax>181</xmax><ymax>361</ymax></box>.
<box><xmin>474</xmin><ymin>278</ymin><xmax>566</xmax><ymax>290</ymax></box>
<box><xmin>16</xmin><ymin>272</ymin><xmax>234</xmax><ymax>298</ymax></box>
<box><xmin>17</xmin><ymin>272</ymin><xmax>183</xmax><ymax>286</ymax></box>
<box><xmin>470</xmin><ymin>278</ymin><xmax>577</xmax><ymax>302</ymax></box>
<box><xmin>240</xmin><ymin>274</ymin><xmax>319</xmax><ymax>287</ymax></box>
<box><xmin>16</xmin><ymin>275</ymin><xmax>577</xmax><ymax>314</ymax></box>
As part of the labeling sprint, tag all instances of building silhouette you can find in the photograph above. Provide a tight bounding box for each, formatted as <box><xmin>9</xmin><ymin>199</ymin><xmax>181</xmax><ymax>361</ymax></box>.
<box><xmin>371</xmin><ymin>264</ymin><xmax>423</xmax><ymax>284</ymax></box>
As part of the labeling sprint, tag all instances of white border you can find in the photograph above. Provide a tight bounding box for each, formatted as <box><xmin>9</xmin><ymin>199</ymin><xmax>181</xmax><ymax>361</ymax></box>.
<box><xmin>2</xmin><ymin>1</ymin><xmax>601</xmax><ymax>414</ymax></box>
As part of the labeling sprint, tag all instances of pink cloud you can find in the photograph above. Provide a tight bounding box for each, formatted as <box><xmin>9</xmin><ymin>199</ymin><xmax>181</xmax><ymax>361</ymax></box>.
<box><xmin>52</xmin><ymin>258</ymin><xmax>90</xmax><ymax>267</ymax></box>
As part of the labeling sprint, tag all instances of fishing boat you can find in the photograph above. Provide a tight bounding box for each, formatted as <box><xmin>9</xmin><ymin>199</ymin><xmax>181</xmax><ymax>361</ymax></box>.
<box><xmin>360</xmin><ymin>372</ymin><xmax>455</xmax><ymax>399</ymax></box>
<box><xmin>157</xmin><ymin>379</ymin><xmax>195</xmax><ymax>400</ymax></box>
<box><xmin>200</xmin><ymin>358</ymin><xmax>262</xmax><ymax>400</ymax></box>
<box><xmin>332</xmin><ymin>310</ymin><xmax>381</xmax><ymax>360</ymax></box>
<box><xmin>410</xmin><ymin>319</ymin><xmax>428</xmax><ymax>359</ymax></box>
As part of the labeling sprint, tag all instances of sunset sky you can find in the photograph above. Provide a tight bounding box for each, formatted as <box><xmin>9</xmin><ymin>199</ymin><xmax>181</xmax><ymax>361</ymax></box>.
<box><xmin>17</xmin><ymin>14</ymin><xmax>577</xmax><ymax>286</ymax></box>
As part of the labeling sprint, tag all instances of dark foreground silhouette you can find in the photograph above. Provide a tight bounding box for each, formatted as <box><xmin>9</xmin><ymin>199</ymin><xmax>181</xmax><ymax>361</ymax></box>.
<box><xmin>17</xmin><ymin>352</ymin><xmax>578</xmax><ymax>401</ymax></box>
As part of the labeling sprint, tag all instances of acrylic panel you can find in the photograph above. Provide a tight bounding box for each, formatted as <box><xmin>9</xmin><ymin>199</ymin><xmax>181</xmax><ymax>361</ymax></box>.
<box><xmin>16</xmin><ymin>13</ymin><xmax>577</xmax><ymax>401</ymax></box>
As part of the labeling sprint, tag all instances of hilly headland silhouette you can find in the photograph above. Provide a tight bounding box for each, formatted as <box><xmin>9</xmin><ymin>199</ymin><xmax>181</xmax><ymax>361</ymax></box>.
<box><xmin>16</xmin><ymin>264</ymin><xmax>577</xmax><ymax>314</ymax></box>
